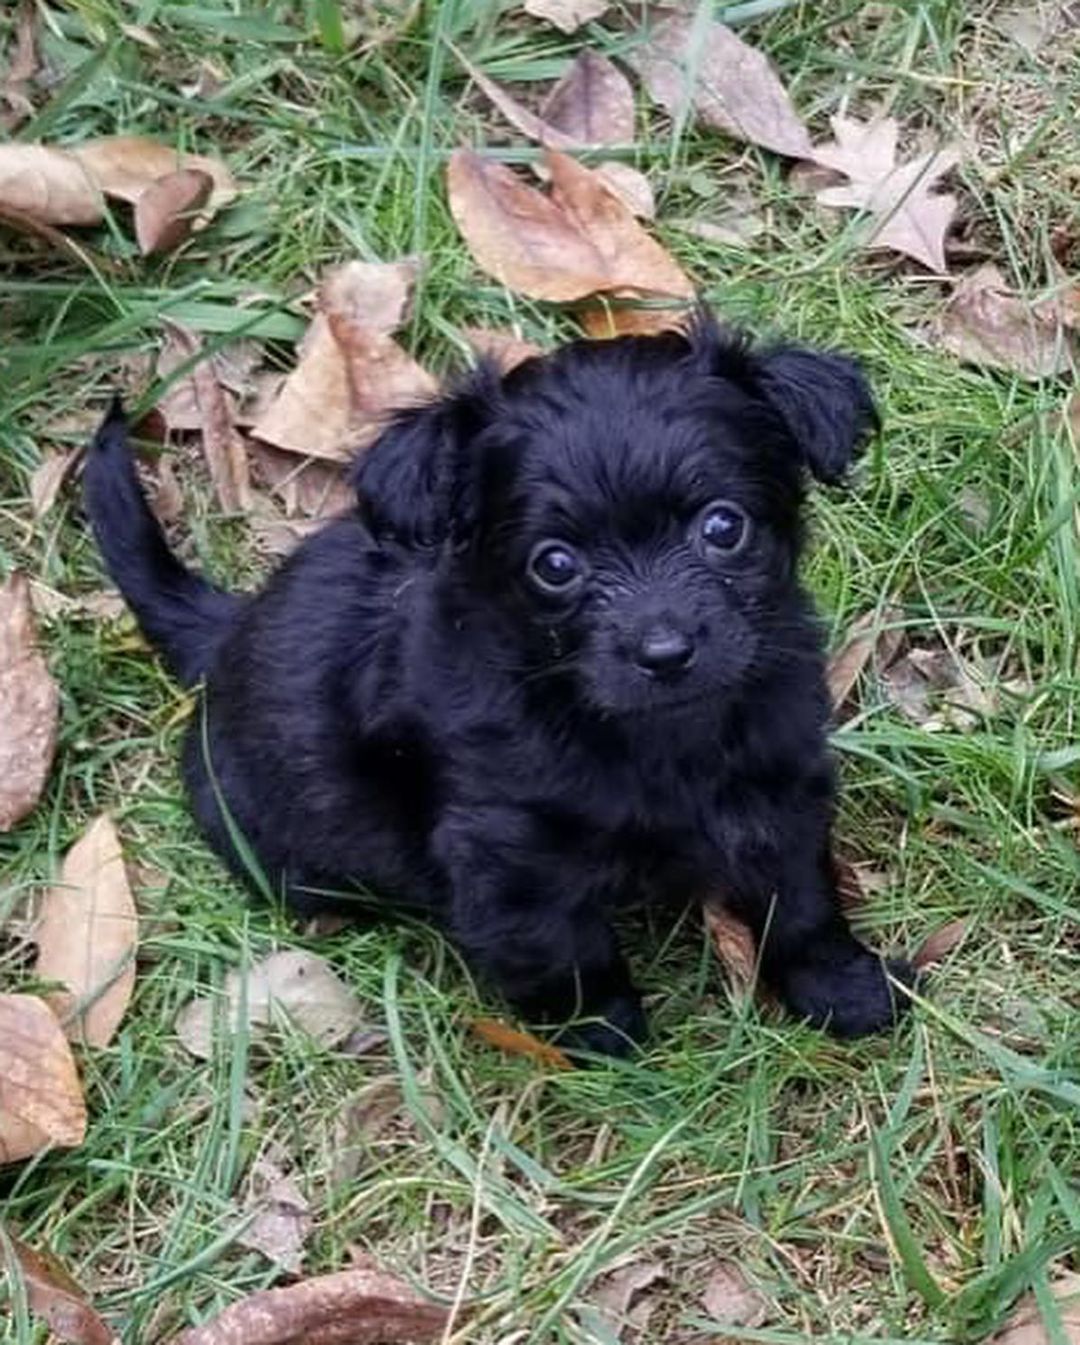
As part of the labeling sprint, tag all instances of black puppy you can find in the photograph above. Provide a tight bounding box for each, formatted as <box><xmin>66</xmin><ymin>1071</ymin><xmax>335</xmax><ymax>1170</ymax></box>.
<box><xmin>84</xmin><ymin>315</ymin><xmax>913</xmax><ymax>1057</ymax></box>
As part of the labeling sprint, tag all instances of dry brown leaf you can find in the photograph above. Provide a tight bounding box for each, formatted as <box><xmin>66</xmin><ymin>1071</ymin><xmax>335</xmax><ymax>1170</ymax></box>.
<box><xmin>810</xmin><ymin>115</ymin><xmax>959</xmax><ymax>272</ymax></box>
<box><xmin>250</xmin><ymin>443</ymin><xmax>354</xmax><ymax>520</ymax></box>
<box><xmin>29</xmin><ymin>584</ymin><xmax>127</xmax><ymax>624</ymax></box>
<box><xmin>701</xmin><ymin>1261</ymin><xmax>769</xmax><ymax>1327</ymax></box>
<box><xmin>461</xmin><ymin>325</ymin><xmax>544</xmax><ymax>372</ymax></box>
<box><xmin>913</xmin><ymin>918</ymin><xmax>969</xmax><ymax>969</ymax></box>
<box><xmin>237</xmin><ymin>1158</ymin><xmax>313</xmax><ymax>1274</ymax></box>
<box><xmin>6</xmin><ymin>1234</ymin><xmax>117</xmax><ymax>1345</ymax></box>
<box><xmin>447</xmin><ymin>147</ymin><xmax>692</xmax><ymax>312</ymax></box>
<box><xmin>176</xmin><ymin>950</ymin><xmax>365</xmax><ymax>1059</ymax></box>
<box><xmin>927</xmin><ymin>264</ymin><xmax>1077</xmax><ymax>380</ymax></box>
<box><xmin>330</xmin><ymin>1079</ymin><xmax>406</xmax><ymax>1184</ymax></box>
<box><xmin>0</xmin><ymin>144</ymin><xmax>101</xmax><ymax>225</ymax></box>
<box><xmin>0</xmin><ymin>994</ymin><xmax>87</xmax><ymax>1163</ymax></box>
<box><xmin>1</xmin><ymin>1</ymin><xmax>39</xmax><ymax>131</ymax></box>
<box><xmin>471</xmin><ymin>1017</ymin><xmax>573</xmax><ymax>1069</ymax></box>
<box><xmin>162</xmin><ymin>323</ymin><xmax>251</xmax><ymax>512</ymax></box>
<box><xmin>29</xmin><ymin>447</ymin><xmax>79</xmax><ymax>518</ymax></box>
<box><xmin>590</xmin><ymin>1259</ymin><xmax>665</xmax><ymax>1335</ymax></box>
<box><xmin>0</xmin><ymin>572</ymin><xmax>60</xmax><ymax>832</ymax></box>
<box><xmin>253</xmin><ymin>259</ymin><xmax>431</xmax><ymax>462</ymax></box>
<box><xmin>628</xmin><ymin>12</ymin><xmax>812</xmax><ymax>159</ymax></box>
<box><xmin>578</xmin><ymin>300</ymin><xmax>688</xmax><ymax>338</ymax></box>
<box><xmin>524</xmin><ymin>0</ymin><xmax>607</xmax><ymax>32</ymax></box>
<box><xmin>883</xmin><ymin>644</ymin><xmax>1006</xmax><ymax>732</ymax></box>
<box><xmin>989</xmin><ymin>1270</ymin><xmax>1080</xmax><ymax>1344</ymax></box>
<box><xmin>35</xmin><ymin>814</ymin><xmax>138</xmax><ymax>1048</ymax></box>
<box><xmin>827</xmin><ymin>606</ymin><xmax>904</xmax><ymax>714</ymax></box>
<box><xmin>702</xmin><ymin>902</ymin><xmax>757</xmax><ymax>998</ymax></box>
<box><xmin>164</xmin><ymin>1267</ymin><xmax>451</xmax><ymax>1345</ymax></box>
<box><xmin>459</xmin><ymin>52</ymin><xmax>650</xmax><ymax>217</ymax></box>
<box><xmin>542</xmin><ymin>49</ymin><xmax>634</xmax><ymax>143</ymax></box>
<box><xmin>70</xmin><ymin>135</ymin><xmax>236</xmax><ymax>215</ymax></box>
<box><xmin>134</xmin><ymin>168</ymin><xmax>214</xmax><ymax>256</ymax></box>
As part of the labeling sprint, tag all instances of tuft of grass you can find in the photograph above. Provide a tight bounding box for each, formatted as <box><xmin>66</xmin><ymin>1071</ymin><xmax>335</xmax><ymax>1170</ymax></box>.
<box><xmin>2</xmin><ymin>2</ymin><xmax>1078</xmax><ymax>1342</ymax></box>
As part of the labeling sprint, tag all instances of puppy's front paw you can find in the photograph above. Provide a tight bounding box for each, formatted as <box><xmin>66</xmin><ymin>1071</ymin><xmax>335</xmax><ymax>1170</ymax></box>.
<box><xmin>778</xmin><ymin>948</ymin><xmax>916</xmax><ymax>1038</ymax></box>
<box><xmin>558</xmin><ymin>991</ymin><xmax>648</xmax><ymax>1063</ymax></box>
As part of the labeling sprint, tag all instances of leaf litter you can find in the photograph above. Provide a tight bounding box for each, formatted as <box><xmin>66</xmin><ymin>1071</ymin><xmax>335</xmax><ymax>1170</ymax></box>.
<box><xmin>809</xmin><ymin>115</ymin><xmax>959</xmax><ymax>272</ymax></box>
<box><xmin>0</xmin><ymin>993</ymin><xmax>87</xmax><ymax>1163</ymax></box>
<box><xmin>627</xmin><ymin>10</ymin><xmax>813</xmax><ymax>159</ymax></box>
<box><xmin>163</xmin><ymin>1266</ymin><xmax>451</xmax><ymax>1345</ymax></box>
<box><xmin>176</xmin><ymin>949</ymin><xmax>365</xmax><ymax>1059</ymax></box>
<box><xmin>236</xmin><ymin>1155</ymin><xmax>313</xmax><ymax>1274</ymax></box>
<box><xmin>4</xmin><ymin>1233</ymin><xmax>117</xmax><ymax>1345</ymax></box>
<box><xmin>34</xmin><ymin>813</ymin><xmax>139</xmax><ymax>1048</ymax></box>
<box><xmin>524</xmin><ymin>0</ymin><xmax>608</xmax><ymax>33</ymax></box>
<box><xmin>0</xmin><ymin>571</ymin><xmax>60</xmax><ymax>832</ymax></box>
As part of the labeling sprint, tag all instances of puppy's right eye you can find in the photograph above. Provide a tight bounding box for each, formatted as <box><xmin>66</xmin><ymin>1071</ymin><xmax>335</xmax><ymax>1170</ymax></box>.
<box><xmin>527</xmin><ymin>541</ymin><xmax>585</xmax><ymax>596</ymax></box>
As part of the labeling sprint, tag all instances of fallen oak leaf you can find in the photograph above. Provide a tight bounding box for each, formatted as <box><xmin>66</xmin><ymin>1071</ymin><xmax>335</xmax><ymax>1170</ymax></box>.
<box><xmin>162</xmin><ymin>322</ymin><xmax>252</xmax><ymax>512</ymax></box>
<box><xmin>446</xmin><ymin>148</ymin><xmax>692</xmax><ymax>313</ymax></box>
<box><xmin>913</xmin><ymin>918</ymin><xmax>969</xmax><ymax>969</ymax></box>
<box><xmin>253</xmin><ymin>259</ymin><xmax>431</xmax><ymax>462</ymax></box>
<box><xmin>702</xmin><ymin>1261</ymin><xmax>770</xmax><ymax>1327</ymax></box>
<box><xmin>134</xmin><ymin>167</ymin><xmax>214</xmax><ymax>256</ymax></box>
<box><xmin>0</xmin><ymin>144</ymin><xmax>101</xmax><ymax>225</ymax></box>
<box><xmin>176</xmin><ymin>950</ymin><xmax>365</xmax><ymax>1059</ymax></box>
<box><xmin>988</xmin><ymin>1268</ymin><xmax>1080</xmax><ymax>1344</ymax></box>
<box><xmin>702</xmin><ymin>902</ymin><xmax>758</xmax><ymax>1000</ymax></box>
<box><xmin>4</xmin><ymin>1234</ymin><xmax>117</xmax><ymax>1345</ymax></box>
<box><xmin>926</xmin><ymin>263</ymin><xmax>1077</xmax><ymax>379</ymax></box>
<box><xmin>810</xmin><ymin>115</ymin><xmax>959</xmax><ymax>273</ymax></box>
<box><xmin>70</xmin><ymin>135</ymin><xmax>236</xmax><ymax>216</ymax></box>
<box><xmin>0</xmin><ymin>994</ymin><xmax>87</xmax><ymax>1163</ymax></box>
<box><xmin>29</xmin><ymin>447</ymin><xmax>79</xmax><ymax>518</ymax></box>
<box><xmin>627</xmin><ymin>11</ymin><xmax>812</xmax><ymax>159</ymax></box>
<box><xmin>827</xmin><ymin>605</ymin><xmax>904</xmax><ymax>714</ymax></box>
<box><xmin>456</xmin><ymin>51</ymin><xmax>651</xmax><ymax>217</ymax></box>
<box><xmin>0</xmin><ymin>571</ymin><xmax>60</xmax><ymax>832</ymax></box>
<box><xmin>461</xmin><ymin>325</ymin><xmax>544</xmax><ymax>372</ymax></box>
<box><xmin>471</xmin><ymin>1017</ymin><xmax>573</xmax><ymax>1069</ymax></box>
<box><xmin>34</xmin><ymin>814</ymin><xmax>139</xmax><ymax>1048</ymax></box>
<box><xmin>164</xmin><ymin>1266</ymin><xmax>452</xmax><ymax>1345</ymax></box>
<box><xmin>523</xmin><ymin>0</ymin><xmax>607</xmax><ymax>32</ymax></box>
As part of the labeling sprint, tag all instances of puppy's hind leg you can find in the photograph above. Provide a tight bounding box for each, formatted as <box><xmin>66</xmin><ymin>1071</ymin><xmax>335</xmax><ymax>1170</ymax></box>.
<box><xmin>435</xmin><ymin>810</ymin><xmax>646</xmax><ymax>1060</ymax></box>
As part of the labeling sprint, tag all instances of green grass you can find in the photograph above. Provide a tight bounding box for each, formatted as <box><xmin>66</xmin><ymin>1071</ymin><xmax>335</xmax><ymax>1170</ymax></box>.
<box><xmin>2</xmin><ymin>1</ymin><xmax>1079</xmax><ymax>1341</ymax></box>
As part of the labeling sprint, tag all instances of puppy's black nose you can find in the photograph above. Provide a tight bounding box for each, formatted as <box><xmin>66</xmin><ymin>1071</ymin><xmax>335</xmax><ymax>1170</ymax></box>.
<box><xmin>634</xmin><ymin>624</ymin><xmax>695</xmax><ymax>676</ymax></box>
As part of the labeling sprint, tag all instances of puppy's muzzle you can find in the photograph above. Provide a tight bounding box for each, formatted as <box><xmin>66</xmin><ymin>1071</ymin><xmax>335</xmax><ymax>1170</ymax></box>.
<box><xmin>632</xmin><ymin>621</ymin><xmax>696</xmax><ymax>678</ymax></box>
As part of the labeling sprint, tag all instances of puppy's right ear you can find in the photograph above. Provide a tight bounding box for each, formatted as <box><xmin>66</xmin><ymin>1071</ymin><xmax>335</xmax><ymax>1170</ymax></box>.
<box><xmin>351</xmin><ymin>367</ymin><xmax>496</xmax><ymax>546</ymax></box>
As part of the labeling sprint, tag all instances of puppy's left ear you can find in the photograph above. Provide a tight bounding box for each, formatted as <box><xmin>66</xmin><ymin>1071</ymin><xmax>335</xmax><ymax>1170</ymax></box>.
<box><xmin>753</xmin><ymin>346</ymin><xmax>878</xmax><ymax>485</ymax></box>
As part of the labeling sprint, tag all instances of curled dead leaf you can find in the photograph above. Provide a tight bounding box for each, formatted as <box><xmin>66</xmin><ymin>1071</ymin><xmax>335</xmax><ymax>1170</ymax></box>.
<box><xmin>176</xmin><ymin>950</ymin><xmax>365</xmax><ymax>1059</ymax></box>
<box><xmin>542</xmin><ymin>50</ymin><xmax>635</xmax><ymax>144</ymax></box>
<box><xmin>0</xmin><ymin>144</ymin><xmax>100</xmax><ymax>225</ymax></box>
<box><xmin>35</xmin><ymin>814</ymin><xmax>139</xmax><ymax>1048</ymax></box>
<box><xmin>988</xmin><ymin>1269</ymin><xmax>1080</xmax><ymax>1344</ymax></box>
<box><xmin>523</xmin><ymin>0</ymin><xmax>607</xmax><ymax>32</ymax></box>
<box><xmin>461</xmin><ymin>326</ymin><xmax>544</xmax><ymax>373</ymax></box>
<box><xmin>628</xmin><ymin>12</ymin><xmax>812</xmax><ymax>159</ymax></box>
<box><xmin>0</xmin><ymin>994</ymin><xmax>87</xmax><ymax>1163</ymax></box>
<box><xmin>446</xmin><ymin>148</ymin><xmax>691</xmax><ymax>323</ymax></box>
<box><xmin>471</xmin><ymin>1017</ymin><xmax>572</xmax><ymax>1069</ymax></box>
<box><xmin>70</xmin><ymin>135</ymin><xmax>236</xmax><ymax>215</ymax></box>
<box><xmin>237</xmin><ymin>1157</ymin><xmax>312</xmax><ymax>1274</ymax></box>
<box><xmin>927</xmin><ymin>264</ymin><xmax>1077</xmax><ymax>380</ymax></box>
<box><xmin>164</xmin><ymin>1267</ymin><xmax>451</xmax><ymax>1345</ymax></box>
<box><xmin>827</xmin><ymin>605</ymin><xmax>904</xmax><ymax>714</ymax></box>
<box><xmin>702</xmin><ymin>1261</ymin><xmax>769</xmax><ymax>1327</ymax></box>
<box><xmin>702</xmin><ymin>902</ymin><xmax>758</xmax><ymax>999</ymax></box>
<box><xmin>134</xmin><ymin>168</ymin><xmax>214</xmax><ymax>255</ymax></box>
<box><xmin>913</xmin><ymin>918</ymin><xmax>969</xmax><ymax>969</ymax></box>
<box><xmin>30</xmin><ymin>448</ymin><xmax>79</xmax><ymax>518</ymax></box>
<box><xmin>0</xmin><ymin>571</ymin><xmax>60</xmax><ymax>831</ymax></box>
<box><xmin>5</xmin><ymin>1234</ymin><xmax>117</xmax><ymax>1345</ymax></box>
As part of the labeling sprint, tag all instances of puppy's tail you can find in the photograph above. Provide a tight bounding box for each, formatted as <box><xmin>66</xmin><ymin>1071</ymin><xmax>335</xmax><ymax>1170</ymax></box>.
<box><xmin>82</xmin><ymin>397</ymin><xmax>243</xmax><ymax>687</ymax></box>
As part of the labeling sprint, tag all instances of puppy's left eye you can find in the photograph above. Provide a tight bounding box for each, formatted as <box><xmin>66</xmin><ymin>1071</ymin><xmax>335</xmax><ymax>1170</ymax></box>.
<box><xmin>696</xmin><ymin>500</ymin><xmax>750</xmax><ymax>556</ymax></box>
<box><xmin>527</xmin><ymin>541</ymin><xmax>586</xmax><ymax>596</ymax></box>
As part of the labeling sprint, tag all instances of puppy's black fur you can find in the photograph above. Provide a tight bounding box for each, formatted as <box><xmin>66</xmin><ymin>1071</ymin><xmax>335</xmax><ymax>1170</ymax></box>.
<box><xmin>84</xmin><ymin>317</ymin><xmax>913</xmax><ymax>1057</ymax></box>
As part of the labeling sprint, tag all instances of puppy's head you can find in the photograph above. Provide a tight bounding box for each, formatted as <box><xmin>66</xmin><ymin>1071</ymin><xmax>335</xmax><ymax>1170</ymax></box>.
<box><xmin>354</xmin><ymin>316</ymin><xmax>876</xmax><ymax>717</ymax></box>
